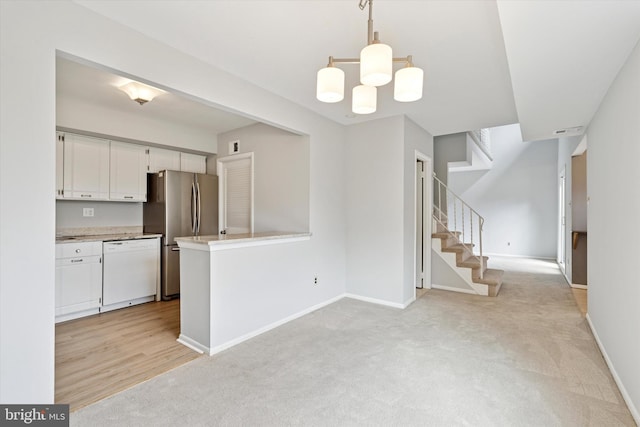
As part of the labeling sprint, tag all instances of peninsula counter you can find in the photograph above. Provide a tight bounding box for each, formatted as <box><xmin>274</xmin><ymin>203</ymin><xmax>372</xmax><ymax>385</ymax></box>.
<box><xmin>175</xmin><ymin>232</ymin><xmax>312</xmax><ymax>354</ymax></box>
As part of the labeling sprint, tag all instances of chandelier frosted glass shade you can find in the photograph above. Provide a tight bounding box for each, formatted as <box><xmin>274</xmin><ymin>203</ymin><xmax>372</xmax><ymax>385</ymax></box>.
<box><xmin>316</xmin><ymin>66</ymin><xmax>345</xmax><ymax>103</ymax></box>
<box><xmin>393</xmin><ymin>66</ymin><xmax>424</xmax><ymax>102</ymax></box>
<box><xmin>360</xmin><ymin>43</ymin><xmax>392</xmax><ymax>86</ymax></box>
<box><xmin>315</xmin><ymin>0</ymin><xmax>422</xmax><ymax>114</ymax></box>
<box><xmin>352</xmin><ymin>85</ymin><xmax>377</xmax><ymax>114</ymax></box>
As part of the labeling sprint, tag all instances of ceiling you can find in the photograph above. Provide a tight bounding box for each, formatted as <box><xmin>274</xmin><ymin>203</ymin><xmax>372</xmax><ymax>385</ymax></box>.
<box><xmin>57</xmin><ymin>57</ymin><xmax>257</xmax><ymax>136</ymax></box>
<box><xmin>72</xmin><ymin>0</ymin><xmax>640</xmax><ymax>141</ymax></box>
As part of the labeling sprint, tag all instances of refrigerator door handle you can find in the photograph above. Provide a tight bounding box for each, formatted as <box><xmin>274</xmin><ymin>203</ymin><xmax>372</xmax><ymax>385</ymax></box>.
<box><xmin>191</xmin><ymin>182</ymin><xmax>197</xmax><ymax>234</ymax></box>
<box><xmin>196</xmin><ymin>181</ymin><xmax>202</xmax><ymax>234</ymax></box>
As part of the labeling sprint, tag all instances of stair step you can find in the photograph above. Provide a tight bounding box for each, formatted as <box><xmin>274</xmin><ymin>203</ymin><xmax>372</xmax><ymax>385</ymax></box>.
<box><xmin>472</xmin><ymin>268</ymin><xmax>504</xmax><ymax>297</ymax></box>
<box><xmin>458</xmin><ymin>256</ymin><xmax>488</xmax><ymax>269</ymax></box>
<box><xmin>432</xmin><ymin>231</ymin><xmax>461</xmax><ymax>239</ymax></box>
<box><xmin>442</xmin><ymin>243</ymin><xmax>466</xmax><ymax>252</ymax></box>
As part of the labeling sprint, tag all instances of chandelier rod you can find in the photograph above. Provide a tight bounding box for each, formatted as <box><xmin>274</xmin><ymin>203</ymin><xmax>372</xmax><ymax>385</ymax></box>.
<box><xmin>327</xmin><ymin>55</ymin><xmax>414</xmax><ymax>67</ymax></box>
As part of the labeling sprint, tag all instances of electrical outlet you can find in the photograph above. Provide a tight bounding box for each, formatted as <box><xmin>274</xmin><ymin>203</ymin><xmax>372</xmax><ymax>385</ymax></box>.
<box><xmin>83</xmin><ymin>208</ymin><xmax>94</xmax><ymax>217</ymax></box>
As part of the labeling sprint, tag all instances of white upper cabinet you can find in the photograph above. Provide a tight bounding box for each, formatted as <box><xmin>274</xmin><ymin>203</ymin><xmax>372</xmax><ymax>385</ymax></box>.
<box><xmin>180</xmin><ymin>153</ymin><xmax>207</xmax><ymax>174</ymax></box>
<box><xmin>63</xmin><ymin>133</ymin><xmax>110</xmax><ymax>200</ymax></box>
<box><xmin>147</xmin><ymin>147</ymin><xmax>181</xmax><ymax>173</ymax></box>
<box><xmin>110</xmin><ymin>141</ymin><xmax>147</xmax><ymax>201</ymax></box>
<box><xmin>56</xmin><ymin>132</ymin><xmax>64</xmax><ymax>198</ymax></box>
<box><xmin>57</xmin><ymin>132</ymin><xmax>210</xmax><ymax>201</ymax></box>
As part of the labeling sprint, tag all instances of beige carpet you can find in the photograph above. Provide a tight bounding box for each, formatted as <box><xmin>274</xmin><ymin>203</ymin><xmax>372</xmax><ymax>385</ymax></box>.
<box><xmin>71</xmin><ymin>256</ymin><xmax>635</xmax><ymax>426</ymax></box>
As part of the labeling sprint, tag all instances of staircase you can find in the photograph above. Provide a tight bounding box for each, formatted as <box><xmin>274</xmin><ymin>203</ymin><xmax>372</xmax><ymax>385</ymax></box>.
<box><xmin>432</xmin><ymin>175</ymin><xmax>504</xmax><ymax>297</ymax></box>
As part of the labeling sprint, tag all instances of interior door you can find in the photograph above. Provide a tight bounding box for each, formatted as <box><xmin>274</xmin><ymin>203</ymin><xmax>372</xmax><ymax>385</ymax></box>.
<box><xmin>218</xmin><ymin>153</ymin><xmax>253</xmax><ymax>235</ymax></box>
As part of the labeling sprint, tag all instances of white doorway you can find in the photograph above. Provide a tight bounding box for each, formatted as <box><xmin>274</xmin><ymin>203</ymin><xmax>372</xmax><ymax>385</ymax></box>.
<box><xmin>217</xmin><ymin>153</ymin><xmax>254</xmax><ymax>234</ymax></box>
<box><xmin>558</xmin><ymin>166</ymin><xmax>567</xmax><ymax>273</ymax></box>
<box><xmin>415</xmin><ymin>151</ymin><xmax>433</xmax><ymax>292</ymax></box>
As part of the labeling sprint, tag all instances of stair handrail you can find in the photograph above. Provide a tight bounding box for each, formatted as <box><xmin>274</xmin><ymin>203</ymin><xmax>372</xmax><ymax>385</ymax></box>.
<box><xmin>433</xmin><ymin>173</ymin><xmax>485</xmax><ymax>279</ymax></box>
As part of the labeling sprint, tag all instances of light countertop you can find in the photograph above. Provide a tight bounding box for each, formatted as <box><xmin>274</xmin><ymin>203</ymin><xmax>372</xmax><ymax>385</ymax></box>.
<box><xmin>56</xmin><ymin>233</ymin><xmax>162</xmax><ymax>243</ymax></box>
<box><xmin>55</xmin><ymin>226</ymin><xmax>162</xmax><ymax>243</ymax></box>
<box><xmin>175</xmin><ymin>231</ymin><xmax>311</xmax><ymax>250</ymax></box>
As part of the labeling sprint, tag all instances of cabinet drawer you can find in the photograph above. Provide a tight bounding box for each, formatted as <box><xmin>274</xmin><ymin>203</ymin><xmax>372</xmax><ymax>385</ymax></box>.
<box><xmin>56</xmin><ymin>241</ymin><xmax>103</xmax><ymax>259</ymax></box>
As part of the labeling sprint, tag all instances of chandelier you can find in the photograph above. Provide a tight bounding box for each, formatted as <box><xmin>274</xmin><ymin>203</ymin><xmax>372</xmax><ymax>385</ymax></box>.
<box><xmin>316</xmin><ymin>0</ymin><xmax>424</xmax><ymax>114</ymax></box>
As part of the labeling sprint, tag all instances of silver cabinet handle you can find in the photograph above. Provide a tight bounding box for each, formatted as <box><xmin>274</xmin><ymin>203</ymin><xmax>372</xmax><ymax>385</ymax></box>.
<box><xmin>80</xmin><ymin>194</ymin><xmax>92</xmax><ymax>198</ymax></box>
<box><xmin>70</xmin><ymin>258</ymin><xmax>84</xmax><ymax>263</ymax></box>
<box><xmin>191</xmin><ymin>182</ymin><xmax>197</xmax><ymax>234</ymax></box>
<box><xmin>171</xmin><ymin>247</ymin><xmax>180</xmax><ymax>252</ymax></box>
<box><xmin>124</xmin><ymin>196</ymin><xmax>134</xmax><ymax>199</ymax></box>
<box><xmin>196</xmin><ymin>181</ymin><xmax>201</xmax><ymax>234</ymax></box>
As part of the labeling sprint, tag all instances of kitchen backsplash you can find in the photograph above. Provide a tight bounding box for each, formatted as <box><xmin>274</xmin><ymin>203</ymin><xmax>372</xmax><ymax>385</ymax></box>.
<box><xmin>56</xmin><ymin>200</ymin><xmax>142</xmax><ymax>230</ymax></box>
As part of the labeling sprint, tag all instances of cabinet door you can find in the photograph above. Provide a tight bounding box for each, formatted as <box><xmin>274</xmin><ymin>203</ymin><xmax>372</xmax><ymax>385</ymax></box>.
<box><xmin>56</xmin><ymin>132</ymin><xmax>64</xmax><ymax>198</ymax></box>
<box><xmin>148</xmin><ymin>147</ymin><xmax>181</xmax><ymax>173</ymax></box>
<box><xmin>63</xmin><ymin>133</ymin><xmax>110</xmax><ymax>200</ymax></box>
<box><xmin>180</xmin><ymin>153</ymin><xmax>206</xmax><ymax>174</ymax></box>
<box><xmin>55</xmin><ymin>257</ymin><xmax>102</xmax><ymax>316</ymax></box>
<box><xmin>110</xmin><ymin>141</ymin><xmax>147</xmax><ymax>201</ymax></box>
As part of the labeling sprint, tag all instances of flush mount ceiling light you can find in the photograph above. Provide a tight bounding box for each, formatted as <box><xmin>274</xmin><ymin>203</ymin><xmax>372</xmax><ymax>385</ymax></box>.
<box><xmin>316</xmin><ymin>0</ymin><xmax>424</xmax><ymax>114</ymax></box>
<box><xmin>118</xmin><ymin>81</ymin><xmax>165</xmax><ymax>105</ymax></box>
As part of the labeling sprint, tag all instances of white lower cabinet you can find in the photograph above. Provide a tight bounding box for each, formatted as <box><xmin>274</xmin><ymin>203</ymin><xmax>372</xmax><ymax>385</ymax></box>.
<box><xmin>55</xmin><ymin>241</ymin><xmax>103</xmax><ymax>322</ymax></box>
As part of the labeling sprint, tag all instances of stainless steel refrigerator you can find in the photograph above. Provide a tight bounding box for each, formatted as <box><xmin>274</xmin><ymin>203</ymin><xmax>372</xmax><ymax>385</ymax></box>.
<box><xmin>143</xmin><ymin>170</ymin><xmax>218</xmax><ymax>299</ymax></box>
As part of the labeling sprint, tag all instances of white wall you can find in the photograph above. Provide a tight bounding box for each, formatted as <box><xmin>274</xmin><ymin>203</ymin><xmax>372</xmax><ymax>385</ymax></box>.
<box><xmin>346</xmin><ymin>116</ymin><xmax>405</xmax><ymax>305</ymax></box>
<box><xmin>433</xmin><ymin>132</ymin><xmax>466</xmax><ymax>183</ymax></box>
<box><xmin>56</xmin><ymin>200</ymin><xmax>142</xmax><ymax>229</ymax></box>
<box><xmin>0</xmin><ymin>0</ymin><xmax>346</xmax><ymax>403</ymax></box>
<box><xmin>218</xmin><ymin>123</ymin><xmax>310</xmax><ymax>233</ymax></box>
<box><xmin>586</xmin><ymin>38</ymin><xmax>640</xmax><ymax>421</ymax></box>
<box><xmin>448</xmin><ymin>124</ymin><xmax>558</xmax><ymax>258</ymax></box>
<box><xmin>402</xmin><ymin>118</ymin><xmax>434</xmax><ymax>303</ymax></box>
<box><xmin>431</xmin><ymin>253</ymin><xmax>472</xmax><ymax>291</ymax></box>
<box><xmin>57</xmin><ymin>93</ymin><xmax>218</xmax><ymax>154</ymax></box>
<box><xmin>345</xmin><ymin>116</ymin><xmax>433</xmax><ymax>307</ymax></box>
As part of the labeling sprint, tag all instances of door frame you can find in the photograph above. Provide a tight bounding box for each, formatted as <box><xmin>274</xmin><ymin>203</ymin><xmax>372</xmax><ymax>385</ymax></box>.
<box><xmin>414</xmin><ymin>151</ymin><xmax>433</xmax><ymax>293</ymax></box>
<box><xmin>558</xmin><ymin>165</ymin><xmax>567</xmax><ymax>274</ymax></box>
<box><xmin>217</xmin><ymin>152</ymin><xmax>254</xmax><ymax>234</ymax></box>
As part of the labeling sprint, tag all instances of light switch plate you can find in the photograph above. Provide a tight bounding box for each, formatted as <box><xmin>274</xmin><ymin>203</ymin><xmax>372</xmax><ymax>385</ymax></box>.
<box><xmin>83</xmin><ymin>208</ymin><xmax>94</xmax><ymax>217</ymax></box>
<box><xmin>229</xmin><ymin>140</ymin><xmax>240</xmax><ymax>154</ymax></box>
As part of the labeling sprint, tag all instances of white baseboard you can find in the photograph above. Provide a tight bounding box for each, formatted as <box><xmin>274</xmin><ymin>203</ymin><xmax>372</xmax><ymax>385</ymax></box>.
<box><xmin>403</xmin><ymin>296</ymin><xmax>416</xmax><ymax>308</ymax></box>
<box><xmin>432</xmin><ymin>284</ymin><xmax>478</xmax><ymax>295</ymax></box>
<box><xmin>586</xmin><ymin>314</ymin><xmax>639</xmax><ymax>424</ymax></box>
<box><xmin>483</xmin><ymin>252</ymin><xmax>556</xmax><ymax>260</ymax></box>
<box><xmin>344</xmin><ymin>293</ymin><xmax>406</xmax><ymax>309</ymax></box>
<box><xmin>177</xmin><ymin>334</ymin><xmax>206</xmax><ymax>354</ymax></box>
<box><xmin>207</xmin><ymin>294</ymin><xmax>345</xmax><ymax>356</ymax></box>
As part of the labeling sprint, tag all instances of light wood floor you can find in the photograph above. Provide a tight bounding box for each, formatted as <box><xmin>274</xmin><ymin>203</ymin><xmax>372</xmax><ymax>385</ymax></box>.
<box><xmin>571</xmin><ymin>287</ymin><xmax>587</xmax><ymax>316</ymax></box>
<box><xmin>55</xmin><ymin>299</ymin><xmax>201</xmax><ymax>412</ymax></box>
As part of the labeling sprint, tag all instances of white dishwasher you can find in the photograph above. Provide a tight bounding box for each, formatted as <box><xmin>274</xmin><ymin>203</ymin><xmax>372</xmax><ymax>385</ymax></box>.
<box><xmin>102</xmin><ymin>238</ymin><xmax>159</xmax><ymax>312</ymax></box>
